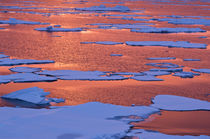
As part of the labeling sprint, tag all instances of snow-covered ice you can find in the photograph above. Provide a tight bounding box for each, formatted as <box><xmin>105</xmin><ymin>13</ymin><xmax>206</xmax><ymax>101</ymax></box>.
<box><xmin>151</xmin><ymin>95</ymin><xmax>210</xmax><ymax>111</ymax></box>
<box><xmin>147</xmin><ymin>57</ymin><xmax>176</xmax><ymax>60</ymax></box>
<box><xmin>131</xmin><ymin>75</ymin><xmax>164</xmax><ymax>81</ymax></box>
<box><xmin>173</xmin><ymin>72</ymin><xmax>200</xmax><ymax>78</ymax></box>
<box><xmin>1</xmin><ymin>87</ymin><xmax>64</xmax><ymax>105</ymax></box>
<box><xmin>0</xmin><ymin>18</ymin><xmax>48</xmax><ymax>25</ymax></box>
<box><xmin>126</xmin><ymin>41</ymin><xmax>207</xmax><ymax>49</ymax></box>
<box><xmin>9</xmin><ymin>67</ymin><xmax>42</xmax><ymax>73</ymax></box>
<box><xmin>35</xmin><ymin>26</ymin><xmax>83</xmax><ymax>32</ymax></box>
<box><xmin>191</xmin><ymin>69</ymin><xmax>210</xmax><ymax>74</ymax></box>
<box><xmin>75</xmin><ymin>5</ymin><xmax>130</xmax><ymax>12</ymax></box>
<box><xmin>146</xmin><ymin>62</ymin><xmax>180</xmax><ymax>68</ymax></box>
<box><xmin>0</xmin><ymin>102</ymin><xmax>159</xmax><ymax>139</ymax></box>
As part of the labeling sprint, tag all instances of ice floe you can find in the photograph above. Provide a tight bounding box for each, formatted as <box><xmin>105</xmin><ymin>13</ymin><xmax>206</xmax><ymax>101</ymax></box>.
<box><xmin>173</xmin><ymin>72</ymin><xmax>200</xmax><ymax>78</ymax></box>
<box><xmin>191</xmin><ymin>69</ymin><xmax>210</xmax><ymax>74</ymax></box>
<box><xmin>110</xmin><ymin>54</ymin><xmax>123</xmax><ymax>56</ymax></box>
<box><xmin>0</xmin><ymin>73</ymin><xmax>57</xmax><ymax>83</ymax></box>
<box><xmin>111</xmin><ymin>72</ymin><xmax>145</xmax><ymax>76</ymax></box>
<box><xmin>151</xmin><ymin>95</ymin><xmax>210</xmax><ymax>111</ymax></box>
<box><xmin>145</xmin><ymin>63</ymin><xmax>180</xmax><ymax>68</ymax></box>
<box><xmin>131</xmin><ymin>75</ymin><xmax>164</xmax><ymax>81</ymax></box>
<box><xmin>183</xmin><ymin>59</ymin><xmax>200</xmax><ymax>61</ymax></box>
<box><xmin>0</xmin><ymin>58</ymin><xmax>54</xmax><ymax>66</ymax></box>
<box><xmin>75</xmin><ymin>5</ymin><xmax>130</xmax><ymax>12</ymax></box>
<box><xmin>143</xmin><ymin>71</ymin><xmax>171</xmax><ymax>76</ymax></box>
<box><xmin>9</xmin><ymin>67</ymin><xmax>42</xmax><ymax>73</ymax></box>
<box><xmin>1</xmin><ymin>87</ymin><xmax>64</xmax><ymax>105</ymax></box>
<box><xmin>126</xmin><ymin>41</ymin><xmax>207</xmax><ymax>49</ymax></box>
<box><xmin>131</xmin><ymin>27</ymin><xmax>206</xmax><ymax>33</ymax></box>
<box><xmin>150</xmin><ymin>68</ymin><xmax>183</xmax><ymax>72</ymax></box>
<box><xmin>147</xmin><ymin>57</ymin><xmax>176</xmax><ymax>60</ymax></box>
<box><xmin>36</xmin><ymin>70</ymin><xmax>128</xmax><ymax>81</ymax></box>
<box><xmin>35</xmin><ymin>26</ymin><xmax>83</xmax><ymax>32</ymax></box>
<box><xmin>81</xmin><ymin>41</ymin><xmax>123</xmax><ymax>45</ymax></box>
<box><xmin>0</xmin><ymin>18</ymin><xmax>48</xmax><ymax>25</ymax></box>
<box><xmin>0</xmin><ymin>54</ymin><xmax>9</xmax><ymax>59</ymax></box>
<box><xmin>127</xmin><ymin>129</ymin><xmax>210</xmax><ymax>139</ymax></box>
<box><xmin>0</xmin><ymin>102</ymin><xmax>159</xmax><ymax>139</ymax></box>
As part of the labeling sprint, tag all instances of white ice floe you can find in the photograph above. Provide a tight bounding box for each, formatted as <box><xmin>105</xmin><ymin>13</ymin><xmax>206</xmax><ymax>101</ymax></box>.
<box><xmin>0</xmin><ymin>73</ymin><xmax>57</xmax><ymax>83</ymax></box>
<box><xmin>173</xmin><ymin>72</ymin><xmax>200</xmax><ymax>78</ymax></box>
<box><xmin>75</xmin><ymin>5</ymin><xmax>130</xmax><ymax>12</ymax></box>
<box><xmin>131</xmin><ymin>75</ymin><xmax>164</xmax><ymax>81</ymax></box>
<box><xmin>153</xmin><ymin>18</ymin><xmax>210</xmax><ymax>26</ymax></box>
<box><xmin>150</xmin><ymin>68</ymin><xmax>183</xmax><ymax>72</ymax></box>
<box><xmin>81</xmin><ymin>41</ymin><xmax>123</xmax><ymax>45</ymax></box>
<box><xmin>127</xmin><ymin>129</ymin><xmax>210</xmax><ymax>139</ymax></box>
<box><xmin>1</xmin><ymin>87</ymin><xmax>64</xmax><ymax>105</ymax></box>
<box><xmin>0</xmin><ymin>18</ymin><xmax>48</xmax><ymax>25</ymax></box>
<box><xmin>0</xmin><ymin>102</ymin><xmax>159</xmax><ymax>139</ymax></box>
<box><xmin>36</xmin><ymin>70</ymin><xmax>128</xmax><ymax>81</ymax></box>
<box><xmin>110</xmin><ymin>54</ymin><xmax>123</xmax><ymax>56</ymax></box>
<box><xmin>35</xmin><ymin>26</ymin><xmax>83</xmax><ymax>32</ymax></box>
<box><xmin>151</xmin><ymin>95</ymin><xmax>210</xmax><ymax>111</ymax></box>
<box><xmin>147</xmin><ymin>57</ymin><xmax>176</xmax><ymax>60</ymax></box>
<box><xmin>183</xmin><ymin>59</ymin><xmax>200</xmax><ymax>61</ymax></box>
<box><xmin>146</xmin><ymin>63</ymin><xmax>180</xmax><ymax>68</ymax></box>
<box><xmin>191</xmin><ymin>69</ymin><xmax>210</xmax><ymax>74</ymax></box>
<box><xmin>9</xmin><ymin>67</ymin><xmax>42</xmax><ymax>73</ymax></box>
<box><xmin>143</xmin><ymin>71</ymin><xmax>171</xmax><ymax>76</ymax></box>
<box><xmin>0</xmin><ymin>54</ymin><xmax>9</xmax><ymax>59</ymax></box>
<box><xmin>131</xmin><ymin>27</ymin><xmax>206</xmax><ymax>33</ymax></box>
<box><xmin>0</xmin><ymin>58</ymin><xmax>54</xmax><ymax>66</ymax></box>
<box><xmin>126</xmin><ymin>41</ymin><xmax>207</xmax><ymax>49</ymax></box>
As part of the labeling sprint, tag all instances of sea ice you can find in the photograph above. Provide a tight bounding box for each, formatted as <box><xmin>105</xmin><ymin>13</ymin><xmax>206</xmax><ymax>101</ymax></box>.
<box><xmin>0</xmin><ymin>54</ymin><xmax>9</xmax><ymax>59</ymax></box>
<box><xmin>173</xmin><ymin>72</ymin><xmax>200</xmax><ymax>78</ymax></box>
<box><xmin>0</xmin><ymin>58</ymin><xmax>54</xmax><ymax>66</ymax></box>
<box><xmin>143</xmin><ymin>71</ymin><xmax>171</xmax><ymax>76</ymax></box>
<box><xmin>131</xmin><ymin>27</ymin><xmax>206</xmax><ymax>33</ymax></box>
<box><xmin>35</xmin><ymin>26</ymin><xmax>83</xmax><ymax>32</ymax></box>
<box><xmin>131</xmin><ymin>75</ymin><xmax>164</xmax><ymax>81</ymax></box>
<box><xmin>111</xmin><ymin>72</ymin><xmax>145</xmax><ymax>76</ymax></box>
<box><xmin>149</xmin><ymin>68</ymin><xmax>183</xmax><ymax>72</ymax></box>
<box><xmin>183</xmin><ymin>59</ymin><xmax>200</xmax><ymax>61</ymax></box>
<box><xmin>1</xmin><ymin>87</ymin><xmax>64</xmax><ymax>105</ymax></box>
<box><xmin>0</xmin><ymin>27</ymin><xmax>5</xmax><ymax>29</ymax></box>
<box><xmin>126</xmin><ymin>41</ymin><xmax>207</xmax><ymax>49</ymax></box>
<box><xmin>146</xmin><ymin>63</ymin><xmax>180</xmax><ymax>68</ymax></box>
<box><xmin>75</xmin><ymin>5</ymin><xmax>130</xmax><ymax>12</ymax></box>
<box><xmin>151</xmin><ymin>95</ymin><xmax>210</xmax><ymax>111</ymax></box>
<box><xmin>191</xmin><ymin>69</ymin><xmax>210</xmax><ymax>74</ymax></box>
<box><xmin>0</xmin><ymin>18</ymin><xmax>48</xmax><ymax>25</ymax></box>
<box><xmin>110</xmin><ymin>54</ymin><xmax>123</xmax><ymax>56</ymax></box>
<box><xmin>147</xmin><ymin>57</ymin><xmax>176</xmax><ymax>60</ymax></box>
<box><xmin>81</xmin><ymin>41</ymin><xmax>123</xmax><ymax>45</ymax></box>
<box><xmin>9</xmin><ymin>67</ymin><xmax>42</xmax><ymax>73</ymax></box>
<box><xmin>0</xmin><ymin>102</ymin><xmax>159</xmax><ymax>139</ymax></box>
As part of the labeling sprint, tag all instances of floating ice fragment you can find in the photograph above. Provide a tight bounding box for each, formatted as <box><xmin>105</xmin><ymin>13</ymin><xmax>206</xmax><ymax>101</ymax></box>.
<box><xmin>110</xmin><ymin>54</ymin><xmax>123</xmax><ymax>56</ymax></box>
<box><xmin>183</xmin><ymin>59</ymin><xmax>200</xmax><ymax>61</ymax></box>
<box><xmin>199</xmin><ymin>36</ymin><xmax>207</xmax><ymax>38</ymax></box>
<box><xmin>146</xmin><ymin>63</ymin><xmax>180</xmax><ymax>68</ymax></box>
<box><xmin>151</xmin><ymin>95</ymin><xmax>210</xmax><ymax>111</ymax></box>
<box><xmin>1</xmin><ymin>87</ymin><xmax>64</xmax><ymax>105</ymax></box>
<box><xmin>0</xmin><ymin>79</ymin><xmax>10</xmax><ymax>84</ymax></box>
<box><xmin>126</xmin><ymin>41</ymin><xmax>207</xmax><ymax>49</ymax></box>
<box><xmin>147</xmin><ymin>57</ymin><xmax>176</xmax><ymax>60</ymax></box>
<box><xmin>0</xmin><ymin>102</ymin><xmax>159</xmax><ymax>139</ymax></box>
<box><xmin>81</xmin><ymin>41</ymin><xmax>123</xmax><ymax>45</ymax></box>
<box><xmin>9</xmin><ymin>67</ymin><xmax>42</xmax><ymax>73</ymax></box>
<box><xmin>0</xmin><ymin>54</ymin><xmax>9</xmax><ymax>59</ymax></box>
<box><xmin>0</xmin><ymin>18</ymin><xmax>48</xmax><ymax>25</ymax></box>
<box><xmin>111</xmin><ymin>72</ymin><xmax>145</xmax><ymax>76</ymax></box>
<box><xmin>131</xmin><ymin>75</ymin><xmax>164</xmax><ymax>81</ymax></box>
<box><xmin>191</xmin><ymin>69</ymin><xmax>210</xmax><ymax>74</ymax></box>
<box><xmin>173</xmin><ymin>72</ymin><xmax>200</xmax><ymax>78</ymax></box>
<box><xmin>35</xmin><ymin>26</ymin><xmax>83</xmax><ymax>32</ymax></box>
<box><xmin>131</xmin><ymin>27</ymin><xmax>206</xmax><ymax>33</ymax></box>
<box><xmin>75</xmin><ymin>5</ymin><xmax>130</xmax><ymax>12</ymax></box>
<box><xmin>150</xmin><ymin>68</ymin><xmax>183</xmax><ymax>72</ymax></box>
<box><xmin>0</xmin><ymin>27</ymin><xmax>5</xmax><ymax>29</ymax></box>
<box><xmin>143</xmin><ymin>71</ymin><xmax>171</xmax><ymax>76</ymax></box>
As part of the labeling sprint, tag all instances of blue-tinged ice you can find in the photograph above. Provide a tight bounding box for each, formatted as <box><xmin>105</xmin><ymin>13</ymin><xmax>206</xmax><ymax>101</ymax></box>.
<box><xmin>147</xmin><ymin>57</ymin><xmax>176</xmax><ymax>60</ymax></box>
<box><xmin>146</xmin><ymin>63</ymin><xmax>180</xmax><ymax>68</ymax></box>
<box><xmin>143</xmin><ymin>71</ymin><xmax>171</xmax><ymax>76</ymax></box>
<box><xmin>183</xmin><ymin>59</ymin><xmax>200</xmax><ymax>61</ymax></box>
<box><xmin>0</xmin><ymin>54</ymin><xmax>9</xmax><ymax>59</ymax></box>
<box><xmin>173</xmin><ymin>72</ymin><xmax>200</xmax><ymax>78</ymax></box>
<box><xmin>131</xmin><ymin>75</ymin><xmax>164</xmax><ymax>81</ymax></box>
<box><xmin>9</xmin><ymin>67</ymin><xmax>42</xmax><ymax>73</ymax></box>
<box><xmin>0</xmin><ymin>18</ymin><xmax>48</xmax><ymax>25</ymax></box>
<box><xmin>75</xmin><ymin>5</ymin><xmax>130</xmax><ymax>12</ymax></box>
<box><xmin>110</xmin><ymin>54</ymin><xmax>123</xmax><ymax>56</ymax></box>
<box><xmin>150</xmin><ymin>68</ymin><xmax>183</xmax><ymax>72</ymax></box>
<box><xmin>191</xmin><ymin>69</ymin><xmax>210</xmax><ymax>74</ymax></box>
<box><xmin>35</xmin><ymin>26</ymin><xmax>83</xmax><ymax>32</ymax></box>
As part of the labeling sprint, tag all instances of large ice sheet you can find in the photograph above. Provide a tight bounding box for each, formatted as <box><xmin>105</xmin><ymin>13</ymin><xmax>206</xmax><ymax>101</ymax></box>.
<box><xmin>0</xmin><ymin>58</ymin><xmax>54</xmax><ymax>66</ymax></box>
<box><xmin>35</xmin><ymin>26</ymin><xmax>83</xmax><ymax>32</ymax></box>
<box><xmin>191</xmin><ymin>69</ymin><xmax>210</xmax><ymax>74</ymax></box>
<box><xmin>9</xmin><ymin>67</ymin><xmax>42</xmax><ymax>73</ymax></box>
<box><xmin>0</xmin><ymin>18</ymin><xmax>48</xmax><ymax>25</ymax></box>
<box><xmin>131</xmin><ymin>27</ymin><xmax>206</xmax><ymax>33</ymax></box>
<box><xmin>1</xmin><ymin>87</ymin><xmax>64</xmax><ymax>105</ymax></box>
<box><xmin>126</xmin><ymin>41</ymin><xmax>207</xmax><ymax>49</ymax></box>
<box><xmin>0</xmin><ymin>102</ymin><xmax>159</xmax><ymax>139</ymax></box>
<box><xmin>127</xmin><ymin>129</ymin><xmax>210</xmax><ymax>139</ymax></box>
<box><xmin>151</xmin><ymin>95</ymin><xmax>210</xmax><ymax>111</ymax></box>
<box><xmin>75</xmin><ymin>5</ymin><xmax>130</xmax><ymax>12</ymax></box>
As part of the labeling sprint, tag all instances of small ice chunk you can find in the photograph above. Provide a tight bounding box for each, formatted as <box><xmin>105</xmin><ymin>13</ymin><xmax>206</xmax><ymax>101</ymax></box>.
<box><xmin>150</xmin><ymin>68</ymin><xmax>183</xmax><ymax>72</ymax></box>
<box><xmin>35</xmin><ymin>26</ymin><xmax>83</xmax><ymax>32</ymax></box>
<box><xmin>81</xmin><ymin>41</ymin><xmax>123</xmax><ymax>45</ymax></box>
<box><xmin>199</xmin><ymin>36</ymin><xmax>207</xmax><ymax>39</ymax></box>
<box><xmin>54</xmin><ymin>24</ymin><xmax>61</xmax><ymax>27</ymax></box>
<box><xmin>75</xmin><ymin>5</ymin><xmax>130</xmax><ymax>12</ymax></box>
<box><xmin>9</xmin><ymin>67</ymin><xmax>42</xmax><ymax>73</ymax></box>
<box><xmin>173</xmin><ymin>72</ymin><xmax>200</xmax><ymax>78</ymax></box>
<box><xmin>131</xmin><ymin>75</ymin><xmax>163</xmax><ymax>81</ymax></box>
<box><xmin>126</xmin><ymin>41</ymin><xmax>207</xmax><ymax>49</ymax></box>
<box><xmin>0</xmin><ymin>54</ymin><xmax>9</xmax><ymax>59</ymax></box>
<box><xmin>191</xmin><ymin>69</ymin><xmax>210</xmax><ymax>74</ymax></box>
<box><xmin>0</xmin><ymin>18</ymin><xmax>47</xmax><ymax>25</ymax></box>
<box><xmin>146</xmin><ymin>63</ymin><xmax>180</xmax><ymax>68</ymax></box>
<box><xmin>183</xmin><ymin>59</ymin><xmax>200</xmax><ymax>61</ymax></box>
<box><xmin>0</xmin><ymin>27</ymin><xmax>5</xmax><ymax>29</ymax></box>
<box><xmin>147</xmin><ymin>57</ymin><xmax>176</xmax><ymax>60</ymax></box>
<box><xmin>151</xmin><ymin>95</ymin><xmax>210</xmax><ymax>111</ymax></box>
<box><xmin>143</xmin><ymin>71</ymin><xmax>171</xmax><ymax>76</ymax></box>
<box><xmin>1</xmin><ymin>87</ymin><xmax>64</xmax><ymax>105</ymax></box>
<box><xmin>48</xmin><ymin>98</ymin><xmax>65</xmax><ymax>103</ymax></box>
<box><xmin>110</xmin><ymin>54</ymin><xmax>123</xmax><ymax>56</ymax></box>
